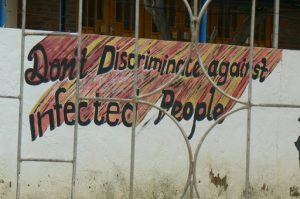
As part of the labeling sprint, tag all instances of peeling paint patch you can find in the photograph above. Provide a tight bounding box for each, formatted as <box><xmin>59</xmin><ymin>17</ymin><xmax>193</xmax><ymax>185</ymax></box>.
<box><xmin>261</xmin><ymin>183</ymin><xmax>268</xmax><ymax>192</ymax></box>
<box><xmin>73</xmin><ymin>168</ymin><xmax>185</xmax><ymax>199</ymax></box>
<box><xmin>260</xmin><ymin>183</ymin><xmax>275</xmax><ymax>197</ymax></box>
<box><xmin>134</xmin><ymin>176</ymin><xmax>181</xmax><ymax>199</ymax></box>
<box><xmin>209</xmin><ymin>169</ymin><xmax>228</xmax><ymax>191</ymax></box>
<box><xmin>290</xmin><ymin>186</ymin><xmax>300</xmax><ymax>197</ymax></box>
<box><xmin>0</xmin><ymin>179</ymin><xmax>11</xmax><ymax>198</ymax></box>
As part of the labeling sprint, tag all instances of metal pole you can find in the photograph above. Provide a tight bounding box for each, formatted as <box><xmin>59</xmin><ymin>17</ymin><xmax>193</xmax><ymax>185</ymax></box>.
<box><xmin>129</xmin><ymin>0</ymin><xmax>140</xmax><ymax>198</ymax></box>
<box><xmin>193</xmin><ymin>0</ymin><xmax>198</xmax><ymax>44</ymax></box>
<box><xmin>16</xmin><ymin>0</ymin><xmax>26</xmax><ymax>198</ymax></box>
<box><xmin>272</xmin><ymin>0</ymin><xmax>280</xmax><ymax>48</ymax></box>
<box><xmin>0</xmin><ymin>0</ymin><xmax>6</xmax><ymax>27</ymax></box>
<box><xmin>246</xmin><ymin>0</ymin><xmax>256</xmax><ymax>198</ymax></box>
<box><xmin>199</xmin><ymin>0</ymin><xmax>207</xmax><ymax>43</ymax></box>
<box><xmin>70</xmin><ymin>0</ymin><xmax>82</xmax><ymax>198</ymax></box>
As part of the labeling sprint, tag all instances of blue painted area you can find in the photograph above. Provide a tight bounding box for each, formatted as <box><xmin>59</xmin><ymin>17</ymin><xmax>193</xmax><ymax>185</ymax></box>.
<box><xmin>0</xmin><ymin>0</ymin><xmax>6</xmax><ymax>27</ymax></box>
<box><xmin>199</xmin><ymin>0</ymin><xmax>207</xmax><ymax>43</ymax></box>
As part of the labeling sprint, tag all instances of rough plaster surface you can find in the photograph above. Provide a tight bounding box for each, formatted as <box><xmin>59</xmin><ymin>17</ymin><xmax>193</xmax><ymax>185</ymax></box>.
<box><xmin>0</xmin><ymin>28</ymin><xmax>300</xmax><ymax>198</ymax></box>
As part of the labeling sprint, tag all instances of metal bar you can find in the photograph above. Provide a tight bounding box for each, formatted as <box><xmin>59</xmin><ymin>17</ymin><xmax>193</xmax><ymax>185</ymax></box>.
<box><xmin>196</xmin><ymin>0</ymin><xmax>211</xmax><ymax>28</ymax></box>
<box><xmin>193</xmin><ymin>0</ymin><xmax>198</xmax><ymax>45</ymax></box>
<box><xmin>194</xmin><ymin>0</ymin><xmax>247</xmax><ymax>106</ymax></box>
<box><xmin>24</xmin><ymin>31</ymin><xmax>78</xmax><ymax>36</ymax></box>
<box><xmin>138</xmin><ymin>42</ymin><xmax>193</xmax><ymax>99</ymax></box>
<box><xmin>129</xmin><ymin>0</ymin><xmax>140</xmax><ymax>198</ymax></box>
<box><xmin>182</xmin><ymin>0</ymin><xmax>193</xmax><ymax>26</ymax></box>
<box><xmin>195</xmin><ymin>42</ymin><xmax>247</xmax><ymax>105</ymax></box>
<box><xmin>193</xmin><ymin>163</ymin><xmax>200</xmax><ymax>199</ymax></box>
<box><xmin>190</xmin><ymin>5</ymin><xmax>197</xmax><ymax>199</ymax></box>
<box><xmin>245</xmin><ymin>0</ymin><xmax>256</xmax><ymax>198</ymax></box>
<box><xmin>193</xmin><ymin>0</ymin><xmax>198</xmax><ymax>18</ymax></box>
<box><xmin>137</xmin><ymin>1</ymin><xmax>195</xmax><ymax>100</ymax></box>
<box><xmin>272</xmin><ymin>0</ymin><xmax>280</xmax><ymax>48</ymax></box>
<box><xmin>70</xmin><ymin>0</ymin><xmax>82</xmax><ymax>198</ymax></box>
<box><xmin>0</xmin><ymin>95</ymin><xmax>20</xmax><ymax>99</ymax></box>
<box><xmin>189</xmin><ymin>161</ymin><xmax>194</xmax><ymax>199</ymax></box>
<box><xmin>16</xmin><ymin>0</ymin><xmax>27</xmax><ymax>198</ymax></box>
<box><xmin>137</xmin><ymin>2</ymin><xmax>193</xmax><ymax>100</ymax></box>
<box><xmin>16</xmin><ymin>0</ymin><xmax>26</xmax><ymax>198</ymax></box>
<box><xmin>136</xmin><ymin>100</ymin><xmax>193</xmax><ymax>199</ymax></box>
<box><xmin>252</xmin><ymin>103</ymin><xmax>300</xmax><ymax>109</ymax></box>
<box><xmin>193</xmin><ymin>106</ymin><xmax>248</xmax><ymax>197</ymax></box>
<box><xmin>21</xmin><ymin>158</ymin><xmax>73</xmax><ymax>163</ymax></box>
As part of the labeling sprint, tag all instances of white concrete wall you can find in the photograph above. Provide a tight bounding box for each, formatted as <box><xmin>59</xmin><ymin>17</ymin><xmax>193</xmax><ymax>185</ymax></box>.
<box><xmin>0</xmin><ymin>28</ymin><xmax>300</xmax><ymax>199</ymax></box>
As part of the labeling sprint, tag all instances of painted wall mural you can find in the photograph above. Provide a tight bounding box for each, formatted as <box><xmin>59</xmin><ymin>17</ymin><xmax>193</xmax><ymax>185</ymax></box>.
<box><xmin>24</xmin><ymin>34</ymin><xmax>282</xmax><ymax>141</ymax></box>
